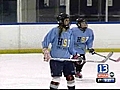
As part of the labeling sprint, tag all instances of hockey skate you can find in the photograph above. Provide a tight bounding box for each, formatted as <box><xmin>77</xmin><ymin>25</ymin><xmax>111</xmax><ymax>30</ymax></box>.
<box><xmin>75</xmin><ymin>71</ymin><xmax>83</xmax><ymax>80</ymax></box>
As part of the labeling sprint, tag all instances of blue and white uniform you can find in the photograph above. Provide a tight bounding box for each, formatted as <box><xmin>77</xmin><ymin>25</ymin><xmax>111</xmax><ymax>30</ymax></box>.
<box><xmin>71</xmin><ymin>27</ymin><xmax>94</xmax><ymax>54</ymax></box>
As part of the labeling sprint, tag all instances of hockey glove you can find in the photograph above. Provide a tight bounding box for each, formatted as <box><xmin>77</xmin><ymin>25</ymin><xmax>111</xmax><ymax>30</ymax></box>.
<box><xmin>42</xmin><ymin>48</ymin><xmax>51</xmax><ymax>62</ymax></box>
<box><xmin>72</xmin><ymin>54</ymin><xmax>79</xmax><ymax>59</ymax></box>
<box><xmin>88</xmin><ymin>48</ymin><xmax>95</xmax><ymax>55</ymax></box>
<box><xmin>72</xmin><ymin>54</ymin><xmax>84</xmax><ymax>65</ymax></box>
<box><xmin>72</xmin><ymin>54</ymin><xmax>83</xmax><ymax>61</ymax></box>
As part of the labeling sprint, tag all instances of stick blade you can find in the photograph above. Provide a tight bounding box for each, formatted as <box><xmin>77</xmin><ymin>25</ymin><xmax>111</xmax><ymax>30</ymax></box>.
<box><xmin>102</xmin><ymin>52</ymin><xmax>113</xmax><ymax>63</ymax></box>
<box><xmin>86</xmin><ymin>52</ymin><xmax>113</xmax><ymax>63</ymax></box>
<box><xmin>115</xmin><ymin>57</ymin><xmax>120</xmax><ymax>62</ymax></box>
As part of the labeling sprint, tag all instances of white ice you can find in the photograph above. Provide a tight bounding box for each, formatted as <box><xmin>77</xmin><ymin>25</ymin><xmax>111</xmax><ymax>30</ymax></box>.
<box><xmin>0</xmin><ymin>52</ymin><xmax>120</xmax><ymax>89</ymax></box>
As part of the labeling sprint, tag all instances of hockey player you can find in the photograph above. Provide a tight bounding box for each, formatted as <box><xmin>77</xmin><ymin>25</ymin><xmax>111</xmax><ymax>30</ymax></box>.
<box><xmin>71</xmin><ymin>18</ymin><xmax>95</xmax><ymax>79</ymax></box>
<box><xmin>42</xmin><ymin>13</ymin><xmax>80</xmax><ymax>89</ymax></box>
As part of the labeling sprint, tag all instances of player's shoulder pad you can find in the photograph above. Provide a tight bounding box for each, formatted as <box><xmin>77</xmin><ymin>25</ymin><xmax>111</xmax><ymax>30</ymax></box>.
<box><xmin>67</xmin><ymin>29</ymin><xmax>73</xmax><ymax>35</ymax></box>
<box><xmin>86</xmin><ymin>28</ymin><xmax>94</xmax><ymax>34</ymax></box>
<box><xmin>70</xmin><ymin>27</ymin><xmax>78</xmax><ymax>30</ymax></box>
<box><xmin>70</xmin><ymin>27</ymin><xmax>78</xmax><ymax>33</ymax></box>
<box><xmin>87</xmin><ymin>28</ymin><xmax>93</xmax><ymax>31</ymax></box>
<box><xmin>49</xmin><ymin>26</ymin><xmax>59</xmax><ymax>35</ymax></box>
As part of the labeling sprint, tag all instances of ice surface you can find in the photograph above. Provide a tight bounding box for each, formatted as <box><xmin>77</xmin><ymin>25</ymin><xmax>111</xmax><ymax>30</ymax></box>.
<box><xmin>0</xmin><ymin>53</ymin><xmax>119</xmax><ymax>89</ymax></box>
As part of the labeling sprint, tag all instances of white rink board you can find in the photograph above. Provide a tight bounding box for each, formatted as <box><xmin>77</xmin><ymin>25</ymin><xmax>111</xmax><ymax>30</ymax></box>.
<box><xmin>0</xmin><ymin>24</ymin><xmax>119</xmax><ymax>49</ymax></box>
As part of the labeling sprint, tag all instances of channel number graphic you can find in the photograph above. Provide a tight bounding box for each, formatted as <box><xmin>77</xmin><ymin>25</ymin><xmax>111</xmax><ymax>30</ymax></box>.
<box><xmin>96</xmin><ymin>64</ymin><xmax>115</xmax><ymax>83</ymax></box>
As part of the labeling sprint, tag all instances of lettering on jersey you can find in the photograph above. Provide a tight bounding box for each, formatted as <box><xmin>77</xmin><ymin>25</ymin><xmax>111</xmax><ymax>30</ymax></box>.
<box><xmin>77</xmin><ymin>37</ymin><xmax>89</xmax><ymax>43</ymax></box>
<box><xmin>58</xmin><ymin>38</ymin><xmax>63</xmax><ymax>45</ymax></box>
<box><xmin>63</xmin><ymin>39</ymin><xmax>67</xmax><ymax>47</ymax></box>
<box><xmin>77</xmin><ymin>37</ymin><xmax>81</xmax><ymax>42</ymax></box>
<box><xmin>57</xmin><ymin>38</ymin><xmax>68</xmax><ymax>48</ymax></box>
<box><xmin>81</xmin><ymin>37</ymin><xmax>86</xmax><ymax>43</ymax></box>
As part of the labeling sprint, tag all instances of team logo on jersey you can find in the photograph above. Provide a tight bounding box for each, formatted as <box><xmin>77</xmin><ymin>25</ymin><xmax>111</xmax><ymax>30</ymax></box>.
<box><xmin>77</xmin><ymin>37</ymin><xmax>89</xmax><ymax>43</ymax></box>
<box><xmin>57</xmin><ymin>38</ymin><xmax>69</xmax><ymax>49</ymax></box>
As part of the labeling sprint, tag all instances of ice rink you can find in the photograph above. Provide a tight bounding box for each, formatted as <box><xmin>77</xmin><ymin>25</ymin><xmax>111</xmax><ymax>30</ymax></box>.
<box><xmin>0</xmin><ymin>52</ymin><xmax>120</xmax><ymax>89</ymax></box>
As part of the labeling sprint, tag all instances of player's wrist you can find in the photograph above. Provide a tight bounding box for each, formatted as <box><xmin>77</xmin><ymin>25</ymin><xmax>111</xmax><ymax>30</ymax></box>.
<box><xmin>88</xmin><ymin>48</ymin><xmax>95</xmax><ymax>54</ymax></box>
<box><xmin>42</xmin><ymin>48</ymin><xmax>49</xmax><ymax>54</ymax></box>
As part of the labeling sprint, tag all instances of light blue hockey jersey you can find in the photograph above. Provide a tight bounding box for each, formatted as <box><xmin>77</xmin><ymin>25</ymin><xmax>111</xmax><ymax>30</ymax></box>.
<box><xmin>71</xmin><ymin>27</ymin><xmax>94</xmax><ymax>54</ymax></box>
<box><xmin>42</xmin><ymin>26</ymin><xmax>77</xmax><ymax>59</ymax></box>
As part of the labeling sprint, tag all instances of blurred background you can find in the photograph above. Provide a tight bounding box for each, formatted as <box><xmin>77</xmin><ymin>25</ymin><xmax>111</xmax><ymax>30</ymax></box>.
<box><xmin>0</xmin><ymin>0</ymin><xmax>120</xmax><ymax>23</ymax></box>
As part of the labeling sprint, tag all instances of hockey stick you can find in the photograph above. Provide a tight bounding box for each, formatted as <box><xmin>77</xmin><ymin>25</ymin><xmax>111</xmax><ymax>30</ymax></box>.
<box><xmin>93</xmin><ymin>52</ymin><xmax>120</xmax><ymax>62</ymax></box>
<box><xmin>100</xmin><ymin>52</ymin><xmax>113</xmax><ymax>62</ymax></box>
<box><xmin>51</xmin><ymin>58</ymin><xmax>106</xmax><ymax>63</ymax></box>
<box><xmin>51</xmin><ymin>57</ymin><xmax>82</xmax><ymax>62</ymax></box>
<box><xmin>51</xmin><ymin>57</ymin><xmax>102</xmax><ymax>63</ymax></box>
<box><xmin>51</xmin><ymin>52</ymin><xmax>112</xmax><ymax>63</ymax></box>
